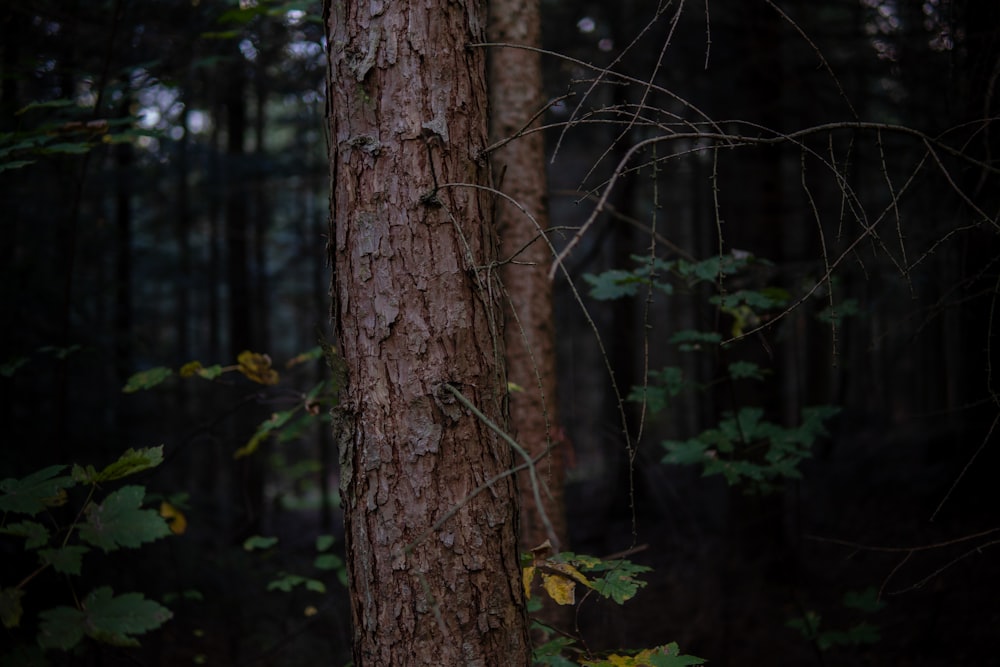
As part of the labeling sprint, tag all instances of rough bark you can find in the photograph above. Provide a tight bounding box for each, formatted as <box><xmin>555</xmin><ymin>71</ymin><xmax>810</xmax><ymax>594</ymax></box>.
<box><xmin>324</xmin><ymin>0</ymin><xmax>532</xmax><ymax>664</ymax></box>
<box><xmin>487</xmin><ymin>0</ymin><xmax>571</xmax><ymax>629</ymax></box>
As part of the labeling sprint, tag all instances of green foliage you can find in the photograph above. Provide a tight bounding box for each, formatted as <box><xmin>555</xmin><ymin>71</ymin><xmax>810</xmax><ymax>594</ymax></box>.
<box><xmin>37</xmin><ymin>587</ymin><xmax>172</xmax><ymax>651</ymax></box>
<box><xmin>243</xmin><ymin>535</ymin><xmax>280</xmax><ymax>551</ymax></box>
<box><xmin>585</xmin><ymin>252</ymin><xmax>758</xmax><ymax>302</ymax></box>
<box><xmin>662</xmin><ymin>405</ymin><xmax>839</xmax><ymax>493</ymax></box>
<box><xmin>122</xmin><ymin>366</ymin><xmax>173</xmax><ymax>393</ymax></box>
<box><xmin>557</xmin><ymin>552</ymin><xmax>653</xmax><ymax>605</ymax></box>
<box><xmin>843</xmin><ymin>586</ymin><xmax>886</xmax><ymax>613</ymax></box>
<box><xmin>78</xmin><ymin>485</ymin><xmax>172</xmax><ymax>552</ymax></box>
<box><xmin>314</xmin><ymin>534</ymin><xmax>348</xmax><ymax>586</ymax></box>
<box><xmin>817</xmin><ymin>297</ymin><xmax>860</xmax><ymax>324</ymax></box>
<box><xmin>0</xmin><ymin>588</ymin><xmax>25</xmax><ymax>629</ymax></box>
<box><xmin>628</xmin><ymin>367</ymin><xmax>689</xmax><ymax>414</ymax></box>
<box><xmin>525</xmin><ymin>551</ymin><xmax>701</xmax><ymax>666</ymax></box>
<box><xmin>590</xmin><ymin>250</ymin><xmax>841</xmax><ymax>494</ymax></box>
<box><xmin>1</xmin><ymin>345</ymin><xmax>84</xmax><ymax>378</ymax></box>
<box><xmin>0</xmin><ymin>102</ymin><xmax>151</xmax><ymax>173</ymax></box>
<box><xmin>1</xmin><ymin>521</ymin><xmax>49</xmax><ymax>549</ymax></box>
<box><xmin>533</xmin><ymin>637</ymin><xmax>579</xmax><ymax>666</ymax></box>
<box><xmin>787</xmin><ymin>587</ymin><xmax>884</xmax><ymax>652</ymax></box>
<box><xmin>267</xmin><ymin>573</ymin><xmax>326</xmax><ymax>594</ymax></box>
<box><xmin>580</xmin><ymin>643</ymin><xmax>706</xmax><ymax>666</ymax></box>
<box><xmin>0</xmin><ymin>465</ymin><xmax>74</xmax><ymax>516</ymax></box>
<box><xmin>124</xmin><ymin>348</ymin><xmax>339</xmax><ymax>460</ymax></box>
<box><xmin>72</xmin><ymin>446</ymin><xmax>164</xmax><ymax>484</ymax></box>
<box><xmin>39</xmin><ymin>545</ymin><xmax>88</xmax><ymax>575</ymax></box>
<box><xmin>0</xmin><ymin>448</ymin><xmax>174</xmax><ymax>656</ymax></box>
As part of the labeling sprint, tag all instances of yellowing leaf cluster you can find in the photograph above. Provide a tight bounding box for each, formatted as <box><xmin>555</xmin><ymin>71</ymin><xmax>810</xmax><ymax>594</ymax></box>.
<box><xmin>159</xmin><ymin>501</ymin><xmax>187</xmax><ymax>535</ymax></box>
<box><xmin>237</xmin><ymin>351</ymin><xmax>279</xmax><ymax>385</ymax></box>
<box><xmin>579</xmin><ymin>642</ymin><xmax>705</xmax><ymax>666</ymax></box>
<box><xmin>522</xmin><ymin>550</ymin><xmax>592</xmax><ymax>606</ymax></box>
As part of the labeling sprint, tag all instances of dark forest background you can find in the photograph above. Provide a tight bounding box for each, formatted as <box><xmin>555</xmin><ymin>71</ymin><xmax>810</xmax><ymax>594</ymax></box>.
<box><xmin>1</xmin><ymin>0</ymin><xmax>998</xmax><ymax>665</ymax></box>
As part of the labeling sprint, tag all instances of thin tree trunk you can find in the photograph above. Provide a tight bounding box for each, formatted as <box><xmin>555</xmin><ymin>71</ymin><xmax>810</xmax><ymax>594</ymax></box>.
<box><xmin>325</xmin><ymin>0</ymin><xmax>532</xmax><ymax>663</ymax></box>
<box><xmin>489</xmin><ymin>0</ymin><xmax>569</xmax><ymax>564</ymax></box>
<box><xmin>225</xmin><ymin>61</ymin><xmax>251</xmax><ymax>357</ymax></box>
<box><xmin>487</xmin><ymin>1</ymin><xmax>572</xmax><ymax>635</ymax></box>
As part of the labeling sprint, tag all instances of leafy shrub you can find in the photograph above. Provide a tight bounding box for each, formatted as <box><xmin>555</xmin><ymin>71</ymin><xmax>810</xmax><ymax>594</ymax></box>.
<box><xmin>0</xmin><ymin>447</ymin><xmax>175</xmax><ymax>659</ymax></box>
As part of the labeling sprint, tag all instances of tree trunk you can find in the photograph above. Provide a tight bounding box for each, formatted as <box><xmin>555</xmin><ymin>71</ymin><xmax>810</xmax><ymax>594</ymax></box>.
<box><xmin>225</xmin><ymin>60</ymin><xmax>251</xmax><ymax>357</ymax></box>
<box><xmin>488</xmin><ymin>0</ymin><xmax>570</xmax><ymax>591</ymax></box>
<box><xmin>324</xmin><ymin>0</ymin><xmax>532</xmax><ymax>665</ymax></box>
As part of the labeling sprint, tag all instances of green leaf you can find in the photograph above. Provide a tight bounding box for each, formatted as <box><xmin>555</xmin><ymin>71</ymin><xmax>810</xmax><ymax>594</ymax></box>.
<box><xmin>218</xmin><ymin>5</ymin><xmax>268</xmax><ymax>23</ymax></box>
<box><xmin>661</xmin><ymin>439</ymin><xmax>708</xmax><ymax>465</ymax></box>
<box><xmin>163</xmin><ymin>589</ymin><xmax>204</xmax><ymax>604</ymax></box>
<box><xmin>2</xmin><ymin>520</ymin><xmax>50</xmax><ymax>549</ymax></box>
<box><xmin>843</xmin><ymin>587</ymin><xmax>885</xmax><ymax>613</ymax></box>
<box><xmin>817</xmin><ymin>298</ymin><xmax>860</xmax><ymax>324</ymax></box>
<box><xmin>200</xmin><ymin>30</ymin><xmax>243</xmax><ymax>39</ymax></box>
<box><xmin>839</xmin><ymin>621</ymin><xmax>881</xmax><ymax>646</ymax></box>
<box><xmin>668</xmin><ymin>329</ymin><xmax>722</xmax><ymax>350</ymax></box>
<box><xmin>276</xmin><ymin>414</ymin><xmax>315</xmax><ymax>444</ymax></box>
<box><xmin>711</xmin><ymin>287</ymin><xmax>789</xmax><ymax>312</ymax></box>
<box><xmin>0</xmin><ymin>356</ymin><xmax>30</xmax><ymax>377</ymax></box>
<box><xmin>78</xmin><ymin>486</ymin><xmax>171</xmax><ymax>552</ymax></box>
<box><xmin>38</xmin><ymin>344</ymin><xmax>82</xmax><ymax>360</ymax></box>
<box><xmin>678</xmin><ymin>256</ymin><xmax>725</xmax><ymax>283</ymax></box>
<box><xmin>733</xmin><ymin>407</ymin><xmax>766</xmax><ymax>441</ymax></box>
<box><xmin>0</xmin><ymin>465</ymin><xmax>73</xmax><ymax>516</ymax></box>
<box><xmin>16</xmin><ymin>99</ymin><xmax>81</xmax><ymax>115</ymax></box>
<box><xmin>39</xmin><ymin>546</ymin><xmax>88</xmax><ymax>576</ymax></box>
<box><xmin>37</xmin><ymin>587</ymin><xmax>172</xmax><ymax>650</ymax></box>
<box><xmin>37</xmin><ymin>606</ymin><xmax>85</xmax><ymax>650</ymax></box>
<box><xmin>532</xmin><ymin>636</ymin><xmax>577</xmax><ymax>666</ymax></box>
<box><xmin>197</xmin><ymin>364</ymin><xmax>224</xmax><ymax>380</ymax></box>
<box><xmin>0</xmin><ymin>588</ymin><xmax>25</xmax><ymax>629</ymax></box>
<box><xmin>629</xmin><ymin>367</ymin><xmax>687</xmax><ymax>413</ymax></box>
<box><xmin>584</xmin><ymin>270</ymin><xmax>646</xmax><ymax>300</ymax></box>
<box><xmin>313</xmin><ymin>554</ymin><xmax>343</xmax><ymax>571</ymax></box>
<box><xmin>243</xmin><ymin>535</ymin><xmax>279</xmax><ymax>551</ymax></box>
<box><xmin>72</xmin><ymin>446</ymin><xmax>164</xmax><ymax>484</ymax></box>
<box><xmin>316</xmin><ymin>534</ymin><xmax>336</xmax><ymax>552</ymax></box>
<box><xmin>786</xmin><ymin>610</ymin><xmax>822</xmax><ymax>639</ymax></box>
<box><xmin>647</xmin><ymin>642</ymin><xmax>708</xmax><ymax>666</ymax></box>
<box><xmin>267</xmin><ymin>573</ymin><xmax>326</xmax><ymax>594</ymax></box>
<box><xmin>122</xmin><ymin>367</ymin><xmax>173</xmax><ymax>393</ymax></box>
<box><xmin>588</xmin><ymin>560</ymin><xmax>651</xmax><ymax>604</ymax></box>
<box><xmin>728</xmin><ymin>360</ymin><xmax>766</xmax><ymax>380</ymax></box>
<box><xmin>0</xmin><ymin>160</ymin><xmax>37</xmax><ymax>172</ymax></box>
<box><xmin>38</xmin><ymin>142</ymin><xmax>91</xmax><ymax>155</ymax></box>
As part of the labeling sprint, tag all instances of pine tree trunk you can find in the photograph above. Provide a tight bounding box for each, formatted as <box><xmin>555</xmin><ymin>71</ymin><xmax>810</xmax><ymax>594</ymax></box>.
<box><xmin>488</xmin><ymin>0</ymin><xmax>571</xmax><ymax>631</ymax></box>
<box><xmin>324</xmin><ymin>0</ymin><xmax>532</xmax><ymax>664</ymax></box>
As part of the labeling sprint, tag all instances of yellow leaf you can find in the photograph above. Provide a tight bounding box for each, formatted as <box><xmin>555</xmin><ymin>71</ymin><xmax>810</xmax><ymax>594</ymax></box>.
<box><xmin>159</xmin><ymin>501</ymin><xmax>187</xmax><ymax>535</ymax></box>
<box><xmin>233</xmin><ymin>430</ymin><xmax>267</xmax><ymax>459</ymax></box>
<box><xmin>179</xmin><ymin>361</ymin><xmax>203</xmax><ymax>378</ymax></box>
<box><xmin>541</xmin><ymin>572</ymin><xmax>576</xmax><ymax>606</ymax></box>
<box><xmin>522</xmin><ymin>565</ymin><xmax>536</xmax><ymax>600</ymax></box>
<box><xmin>42</xmin><ymin>489</ymin><xmax>68</xmax><ymax>508</ymax></box>
<box><xmin>303</xmin><ymin>605</ymin><xmax>318</xmax><ymax>617</ymax></box>
<box><xmin>237</xmin><ymin>350</ymin><xmax>279</xmax><ymax>385</ymax></box>
<box><xmin>546</xmin><ymin>561</ymin><xmax>591</xmax><ymax>588</ymax></box>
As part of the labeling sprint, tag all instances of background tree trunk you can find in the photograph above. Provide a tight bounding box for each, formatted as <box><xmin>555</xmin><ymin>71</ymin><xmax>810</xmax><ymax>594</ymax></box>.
<box><xmin>325</xmin><ymin>0</ymin><xmax>532</xmax><ymax>664</ymax></box>
<box><xmin>488</xmin><ymin>0</ymin><xmax>571</xmax><ymax>631</ymax></box>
